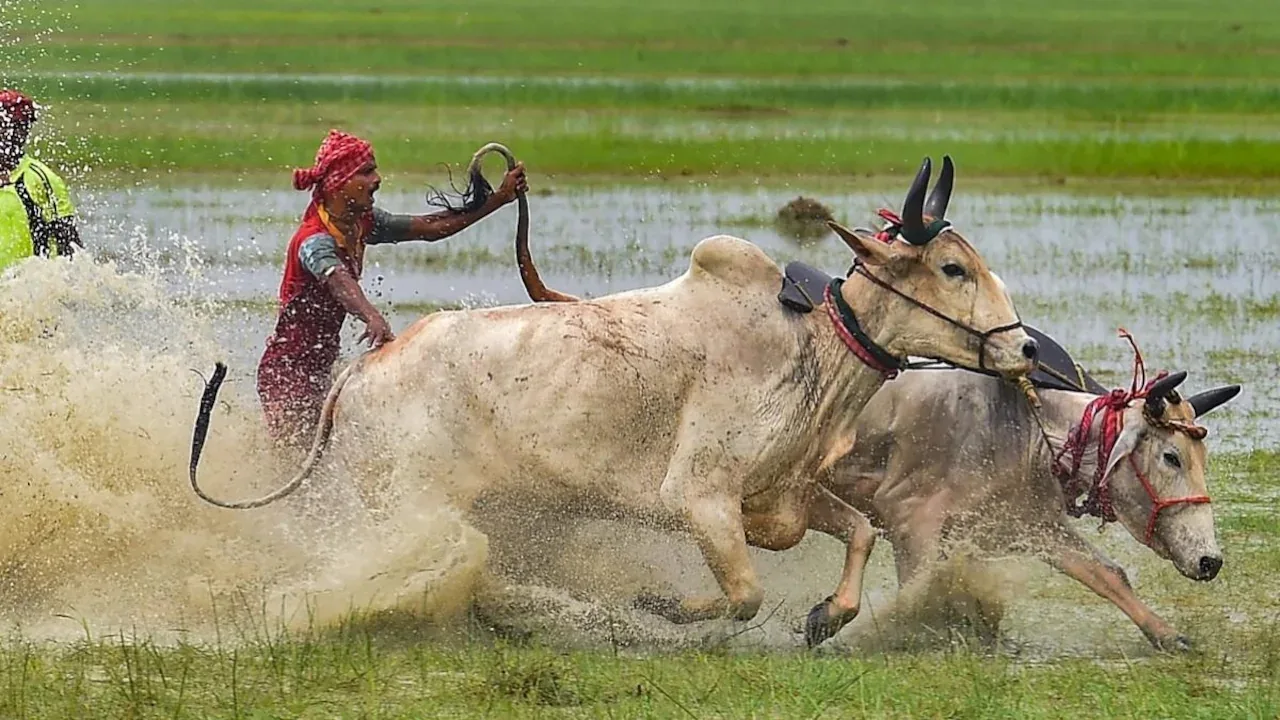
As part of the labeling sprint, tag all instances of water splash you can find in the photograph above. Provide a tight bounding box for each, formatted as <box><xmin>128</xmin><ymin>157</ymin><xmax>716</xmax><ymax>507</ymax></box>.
<box><xmin>0</xmin><ymin>255</ymin><xmax>488</xmax><ymax>642</ymax></box>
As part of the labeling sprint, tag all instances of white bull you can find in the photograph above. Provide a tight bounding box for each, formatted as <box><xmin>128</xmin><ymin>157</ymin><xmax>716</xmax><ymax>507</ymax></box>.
<box><xmin>822</xmin><ymin>364</ymin><xmax>1240</xmax><ymax>651</ymax></box>
<box><xmin>189</xmin><ymin>156</ymin><xmax>1039</xmax><ymax>644</ymax></box>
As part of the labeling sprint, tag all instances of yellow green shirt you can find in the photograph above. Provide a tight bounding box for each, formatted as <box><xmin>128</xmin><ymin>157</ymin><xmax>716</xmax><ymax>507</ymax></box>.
<box><xmin>0</xmin><ymin>156</ymin><xmax>76</xmax><ymax>272</ymax></box>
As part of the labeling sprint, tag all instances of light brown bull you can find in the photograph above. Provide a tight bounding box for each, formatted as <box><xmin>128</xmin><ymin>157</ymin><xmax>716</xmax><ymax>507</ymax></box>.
<box><xmin>512</xmin><ymin>174</ymin><xmax>1244</xmax><ymax>651</ymax></box>
<box><xmin>189</xmin><ymin>156</ymin><xmax>1037</xmax><ymax>644</ymax></box>
<box><xmin>820</xmin><ymin>365</ymin><xmax>1238</xmax><ymax>651</ymax></box>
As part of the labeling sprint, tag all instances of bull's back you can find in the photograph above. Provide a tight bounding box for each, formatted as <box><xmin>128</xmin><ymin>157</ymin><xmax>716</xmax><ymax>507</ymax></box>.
<box><xmin>340</xmin><ymin>234</ymin><xmax>797</xmax><ymax>504</ymax></box>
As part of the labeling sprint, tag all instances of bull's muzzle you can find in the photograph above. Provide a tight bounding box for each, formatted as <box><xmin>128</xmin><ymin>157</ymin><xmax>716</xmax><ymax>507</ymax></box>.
<box><xmin>1196</xmin><ymin>554</ymin><xmax>1223</xmax><ymax>582</ymax></box>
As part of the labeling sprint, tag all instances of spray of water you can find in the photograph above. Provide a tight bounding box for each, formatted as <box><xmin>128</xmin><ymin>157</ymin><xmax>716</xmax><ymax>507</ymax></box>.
<box><xmin>0</xmin><ymin>254</ymin><xmax>489</xmax><ymax>642</ymax></box>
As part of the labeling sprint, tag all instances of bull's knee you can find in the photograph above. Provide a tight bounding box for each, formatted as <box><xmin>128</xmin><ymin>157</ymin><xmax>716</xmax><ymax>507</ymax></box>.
<box><xmin>849</xmin><ymin>512</ymin><xmax>876</xmax><ymax>553</ymax></box>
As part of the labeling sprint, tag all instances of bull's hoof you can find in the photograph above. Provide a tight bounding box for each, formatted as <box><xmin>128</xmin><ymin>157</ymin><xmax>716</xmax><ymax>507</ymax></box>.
<box><xmin>1142</xmin><ymin>624</ymin><xmax>1195</xmax><ymax>654</ymax></box>
<box><xmin>633</xmin><ymin>591</ymin><xmax>685</xmax><ymax>623</ymax></box>
<box><xmin>804</xmin><ymin>595</ymin><xmax>857</xmax><ymax>648</ymax></box>
<box><xmin>1155</xmin><ymin>633</ymin><xmax>1195</xmax><ymax>654</ymax></box>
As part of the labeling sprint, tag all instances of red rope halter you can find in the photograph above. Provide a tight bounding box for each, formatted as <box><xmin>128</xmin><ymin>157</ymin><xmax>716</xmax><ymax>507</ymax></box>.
<box><xmin>1052</xmin><ymin>329</ymin><xmax>1211</xmax><ymax>546</ymax></box>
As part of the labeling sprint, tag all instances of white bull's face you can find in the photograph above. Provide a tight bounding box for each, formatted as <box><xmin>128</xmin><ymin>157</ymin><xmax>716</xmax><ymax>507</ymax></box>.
<box><xmin>1107</xmin><ymin>401</ymin><xmax>1223</xmax><ymax>582</ymax></box>
<box><xmin>829</xmin><ymin>225</ymin><xmax>1038</xmax><ymax>378</ymax></box>
<box><xmin>825</xmin><ymin>154</ymin><xmax>1037</xmax><ymax>379</ymax></box>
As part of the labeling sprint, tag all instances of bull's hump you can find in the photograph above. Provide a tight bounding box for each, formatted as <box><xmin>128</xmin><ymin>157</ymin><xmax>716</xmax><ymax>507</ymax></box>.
<box><xmin>688</xmin><ymin>235</ymin><xmax>782</xmax><ymax>290</ymax></box>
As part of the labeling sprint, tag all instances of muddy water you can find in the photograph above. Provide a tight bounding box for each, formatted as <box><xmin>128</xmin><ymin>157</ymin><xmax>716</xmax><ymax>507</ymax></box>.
<box><xmin>3</xmin><ymin>182</ymin><xmax>1274</xmax><ymax>654</ymax></box>
<box><xmin>0</xmin><ymin>259</ymin><xmax>492</xmax><ymax>644</ymax></box>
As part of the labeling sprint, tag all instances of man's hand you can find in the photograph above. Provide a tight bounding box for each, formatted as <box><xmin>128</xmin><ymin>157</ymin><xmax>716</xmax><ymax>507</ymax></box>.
<box><xmin>359</xmin><ymin>314</ymin><xmax>396</xmax><ymax>349</ymax></box>
<box><xmin>495</xmin><ymin>162</ymin><xmax>529</xmax><ymax>205</ymax></box>
<box><xmin>324</xmin><ymin>268</ymin><xmax>396</xmax><ymax>349</ymax></box>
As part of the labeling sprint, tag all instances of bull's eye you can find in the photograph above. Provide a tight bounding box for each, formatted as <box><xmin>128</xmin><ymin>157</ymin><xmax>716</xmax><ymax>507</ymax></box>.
<box><xmin>1163</xmin><ymin>451</ymin><xmax>1182</xmax><ymax>469</ymax></box>
<box><xmin>942</xmin><ymin>263</ymin><xmax>966</xmax><ymax>278</ymax></box>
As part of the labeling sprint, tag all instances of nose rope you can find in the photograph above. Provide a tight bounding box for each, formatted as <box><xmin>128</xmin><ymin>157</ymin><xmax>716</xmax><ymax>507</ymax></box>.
<box><xmin>1026</xmin><ymin>329</ymin><xmax>1212</xmax><ymax>547</ymax></box>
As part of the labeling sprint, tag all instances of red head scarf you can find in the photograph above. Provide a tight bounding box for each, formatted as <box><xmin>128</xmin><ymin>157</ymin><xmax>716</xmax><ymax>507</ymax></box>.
<box><xmin>0</xmin><ymin>89</ymin><xmax>38</xmax><ymax>128</ymax></box>
<box><xmin>292</xmin><ymin>129</ymin><xmax>374</xmax><ymax>199</ymax></box>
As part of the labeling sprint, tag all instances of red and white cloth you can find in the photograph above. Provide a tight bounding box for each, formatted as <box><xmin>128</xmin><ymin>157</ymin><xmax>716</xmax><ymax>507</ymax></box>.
<box><xmin>292</xmin><ymin>129</ymin><xmax>374</xmax><ymax>199</ymax></box>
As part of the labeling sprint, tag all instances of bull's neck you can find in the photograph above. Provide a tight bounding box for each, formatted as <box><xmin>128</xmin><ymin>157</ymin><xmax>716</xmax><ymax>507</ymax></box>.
<box><xmin>1035</xmin><ymin>388</ymin><xmax>1106</xmax><ymax>477</ymax></box>
<box><xmin>837</xmin><ymin>269</ymin><xmax>913</xmax><ymax>362</ymax></box>
<box><xmin>803</xmin><ymin>303</ymin><xmax>896</xmax><ymax>438</ymax></box>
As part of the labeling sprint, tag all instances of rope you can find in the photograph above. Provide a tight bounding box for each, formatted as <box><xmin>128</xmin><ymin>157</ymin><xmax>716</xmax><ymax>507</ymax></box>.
<box><xmin>1024</xmin><ymin>329</ymin><xmax>1212</xmax><ymax>545</ymax></box>
<box><xmin>1050</xmin><ymin>328</ymin><xmax>1152</xmax><ymax>522</ymax></box>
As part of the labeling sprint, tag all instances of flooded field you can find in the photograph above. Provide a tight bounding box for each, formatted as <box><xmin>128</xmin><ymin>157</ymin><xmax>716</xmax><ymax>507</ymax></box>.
<box><xmin>2</xmin><ymin>181</ymin><xmax>1275</xmax><ymax>661</ymax></box>
<box><xmin>82</xmin><ymin>182</ymin><xmax>1279</xmax><ymax>449</ymax></box>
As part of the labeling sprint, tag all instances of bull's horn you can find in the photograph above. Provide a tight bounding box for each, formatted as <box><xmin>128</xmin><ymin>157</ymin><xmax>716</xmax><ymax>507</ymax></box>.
<box><xmin>1148</xmin><ymin>371</ymin><xmax>1188</xmax><ymax>400</ymax></box>
<box><xmin>1144</xmin><ymin>370</ymin><xmax>1189</xmax><ymax>417</ymax></box>
<box><xmin>900</xmin><ymin>157</ymin><xmax>932</xmax><ymax>246</ymax></box>
<box><xmin>924</xmin><ymin>154</ymin><xmax>955</xmax><ymax>221</ymax></box>
<box><xmin>1186</xmin><ymin>385</ymin><xmax>1242</xmax><ymax>418</ymax></box>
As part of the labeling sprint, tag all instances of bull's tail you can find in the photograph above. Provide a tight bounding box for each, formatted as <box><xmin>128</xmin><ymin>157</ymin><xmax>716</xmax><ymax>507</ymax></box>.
<box><xmin>188</xmin><ymin>359</ymin><xmax>362</xmax><ymax>510</ymax></box>
<box><xmin>465</xmin><ymin>142</ymin><xmax>579</xmax><ymax>303</ymax></box>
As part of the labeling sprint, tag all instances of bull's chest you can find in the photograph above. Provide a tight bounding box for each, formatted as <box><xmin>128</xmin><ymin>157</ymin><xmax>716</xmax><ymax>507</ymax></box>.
<box><xmin>740</xmin><ymin>425</ymin><xmax>856</xmax><ymax>513</ymax></box>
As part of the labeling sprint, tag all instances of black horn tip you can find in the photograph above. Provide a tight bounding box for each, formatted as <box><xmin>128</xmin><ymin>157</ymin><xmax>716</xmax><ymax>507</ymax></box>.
<box><xmin>925</xmin><ymin>154</ymin><xmax>956</xmax><ymax>222</ymax></box>
<box><xmin>901</xmin><ymin>157</ymin><xmax>933</xmax><ymax>244</ymax></box>
<box><xmin>1148</xmin><ymin>370</ymin><xmax>1188</xmax><ymax>400</ymax></box>
<box><xmin>1187</xmin><ymin>385</ymin><xmax>1242</xmax><ymax>418</ymax></box>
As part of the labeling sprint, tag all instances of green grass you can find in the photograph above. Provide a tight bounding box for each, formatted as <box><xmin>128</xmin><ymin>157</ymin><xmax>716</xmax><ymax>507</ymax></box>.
<box><xmin>7</xmin><ymin>0</ymin><xmax>1280</xmax><ymax>183</ymax></box>
<box><xmin>21</xmin><ymin>99</ymin><xmax>1280</xmax><ymax>185</ymax></box>
<box><xmin>14</xmin><ymin>0</ymin><xmax>1280</xmax><ymax>80</ymax></box>
<box><xmin>13</xmin><ymin>72</ymin><xmax>1280</xmax><ymax>115</ymax></box>
<box><xmin>3</xmin><ymin>625</ymin><xmax>1277</xmax><ymax>718</ymax></box>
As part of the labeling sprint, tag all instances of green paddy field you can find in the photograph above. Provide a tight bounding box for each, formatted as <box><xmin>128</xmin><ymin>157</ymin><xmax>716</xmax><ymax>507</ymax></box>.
<box><xmin>8</xmin><ymin>0</ymin><xmax>1280</xmax><ymax>188</ymax></box>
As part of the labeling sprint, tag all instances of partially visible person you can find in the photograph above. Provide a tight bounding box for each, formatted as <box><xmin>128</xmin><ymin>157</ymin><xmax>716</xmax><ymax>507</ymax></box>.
<box><xmin>257</xmin><ymin>128</ymin><xmax>528</xmax><ymax>447</ymax></box>
<box><xmin>0</xmin><ymin>89</ymin><xmax>81</xmax><ymax>273</ymax></box>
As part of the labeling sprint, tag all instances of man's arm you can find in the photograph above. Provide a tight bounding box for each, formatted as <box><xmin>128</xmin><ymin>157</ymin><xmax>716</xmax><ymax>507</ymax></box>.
<box><xmin>299</xmin><ymin>234</ymin><xmax>395</xmax><ymax>348</ymax></box>
<box><xmin>27</xmin><ymin>160</ymin><xmax>82</xmax><ymax>256</ymax></box>
<box><xmin>323</xmin><ymin>267</ymin><xmax>395</xmax><ymax>348</ymax></box>
<box><xmin>51</xmin><ymin>219</ymin><xmax>81</xmax><ymax>256</ymax></box>
<box><xmin>371</xmin><ymin>163</ymin><xmax>529</xmax><ymax>244</ymax></box>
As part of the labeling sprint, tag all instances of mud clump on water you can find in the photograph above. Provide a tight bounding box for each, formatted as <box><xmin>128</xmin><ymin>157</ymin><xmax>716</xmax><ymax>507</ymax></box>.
<box><xmin>774</xmin><ymin>196</ymin><xmax>835</xmax><ymax>241</ymax></box>
<box><xmin>0</xmin><ymin>256</ymin><xmax>488</xmax><ymax>642</ymax></box>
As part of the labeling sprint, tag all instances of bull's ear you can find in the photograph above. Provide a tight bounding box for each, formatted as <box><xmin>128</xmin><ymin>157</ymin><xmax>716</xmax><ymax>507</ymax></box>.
<box><xmin>827</xmin><ymin>221</ymin><xmax>898</xmax><ymax>266</ymax></box>
<box><xmin>1102</xmin><ymin>420</ymin><xmax>1143</xmax><ymax>483</ymax></box>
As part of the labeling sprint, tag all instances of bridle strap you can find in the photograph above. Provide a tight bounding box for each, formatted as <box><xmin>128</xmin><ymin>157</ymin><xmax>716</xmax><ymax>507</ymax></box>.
<box><xmin>1129</xmin><ymin>454</ymin><xmax>1211</xmax><ymax>546</ymax></box>
<box><xmin>824</xmin><ymin>280</ymin><xmax>904</xmax><ymax>379</ymax></box>
<box><xmin>850</xmin><ymin>260</ymin><xmax>1024</xmax><ymax>372</ymax></box>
